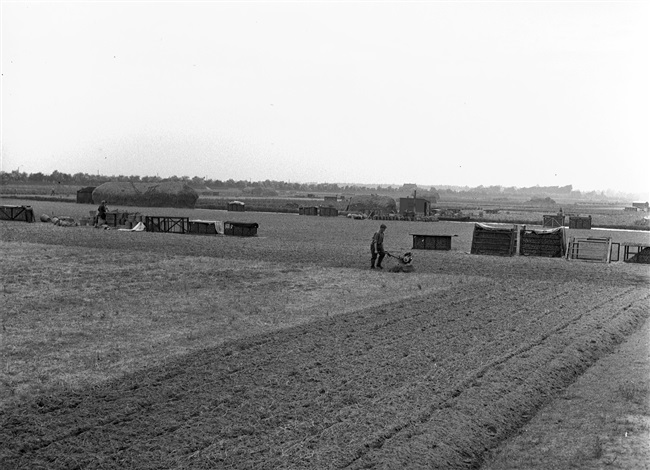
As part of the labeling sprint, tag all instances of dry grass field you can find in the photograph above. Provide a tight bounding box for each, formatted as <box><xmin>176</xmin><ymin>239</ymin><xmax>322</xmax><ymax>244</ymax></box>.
<box><xmin>1</xmin><ymin>197</ymin><xmax>649</xmax><ymax>469</ymax></box>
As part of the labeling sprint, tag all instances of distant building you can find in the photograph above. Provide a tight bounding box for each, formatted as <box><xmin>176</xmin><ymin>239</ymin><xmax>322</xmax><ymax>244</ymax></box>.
<box><xmin>632</xmin><ymin>201</ymin><xmax>649</xmax><ymax>211</ymax></box>
<box><xmin>399</xmin><ymin>197</ymin><xmax>431</xmax><ymax>216</ymax></box>
<box><xmin>76</xmin><ymin>186</ymin><xmax>96</xmax><ymax>204</ymax></box>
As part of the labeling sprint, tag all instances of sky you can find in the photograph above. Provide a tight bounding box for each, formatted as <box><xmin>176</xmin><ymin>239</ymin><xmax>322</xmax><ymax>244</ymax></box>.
<box><xmin>2</xmin><ymin>1</ymin><xmax>649</xmax><ymax>196</ymax></box>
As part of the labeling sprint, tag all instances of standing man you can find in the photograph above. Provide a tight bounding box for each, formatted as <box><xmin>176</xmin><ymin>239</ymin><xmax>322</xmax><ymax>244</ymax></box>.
<box><xmin>371</xmin><ymin>223</ymin><xmax>387</xmax><ymax>269</ymax></box>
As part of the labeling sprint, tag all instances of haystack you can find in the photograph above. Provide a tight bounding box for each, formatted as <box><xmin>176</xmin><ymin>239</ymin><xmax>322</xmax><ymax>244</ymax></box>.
<box><xmin>92</xmin><ymin>182</ymin><xmax>198</xmax><ymax>208</ymax></box>
<box><xmin>346</xmin><ymin>195</ymin><xmax>397</xmax><ymax>214</ymax></box>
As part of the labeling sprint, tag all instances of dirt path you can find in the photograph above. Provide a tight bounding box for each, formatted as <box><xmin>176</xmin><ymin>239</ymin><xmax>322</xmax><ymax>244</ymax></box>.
<box><xmin>2</xmin><ymin>280</ymin><xmax>648</xmax><ymax>469</ymax></box>
<box><xmin>481</xmin><ymin>316</ymin><xmax>650</xmax><ymax>469</ymax></box>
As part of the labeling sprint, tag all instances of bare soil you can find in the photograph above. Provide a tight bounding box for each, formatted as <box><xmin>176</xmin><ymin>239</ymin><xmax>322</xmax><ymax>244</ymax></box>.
<box><xmin>481</xmin><ymin>317</ymin><xmax>650</xmax><ymax>470</ymax></box>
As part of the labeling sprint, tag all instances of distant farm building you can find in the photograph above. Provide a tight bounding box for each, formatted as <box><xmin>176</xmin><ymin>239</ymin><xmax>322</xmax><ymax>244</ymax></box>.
<box><xmin>399</xmin><ymin>197</ymin><xmax>431</xmax><ymax>216</ymax></box>
<box><xmin>76</xmin><ymin>186</ymin><xmax>96</xmax><ymax>204</ymax></box>
<box><xmin>632</xmin><ymin>201</ymin><xmax>649</xmax><ymax>211</ymax></box>
<box><xmin>323</xmin><ymin>196</ymin><xmax>338</xmax><ymax>204</ymax></box>
<box><xmin>228</xmin><ymin>201</ymin><xmax>246</xmax><ymax>212</ymax></box>
<box><xmin>92</xmin><ymin>182</ymin><xmax>198</xmax><ymax>208</ymax></box>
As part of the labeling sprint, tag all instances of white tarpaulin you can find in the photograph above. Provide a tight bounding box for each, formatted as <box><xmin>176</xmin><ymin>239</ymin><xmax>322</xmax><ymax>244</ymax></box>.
<box><xmin>118</xmin><ymin>221</ymin><xmax>146</xmax><ymax>232</ymax></box>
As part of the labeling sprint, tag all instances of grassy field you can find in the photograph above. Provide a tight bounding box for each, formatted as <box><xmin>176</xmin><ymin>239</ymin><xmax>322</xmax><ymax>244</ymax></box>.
<box><xmin>1</xmin><ymin>197</ymin><xmax>649</xmax><ymax>469</ymax></box>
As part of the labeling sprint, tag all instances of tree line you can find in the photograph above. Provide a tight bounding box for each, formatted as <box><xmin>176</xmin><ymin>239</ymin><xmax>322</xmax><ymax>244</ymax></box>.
<box><xmin>0</xmin><ymin>170</ymin><xmax>389</xmax><ymax>193</ymax></box>
<box><xmin>0</xmin><ymin>169</ymin><xmax>626</xmax><ymax>200</ymax></box>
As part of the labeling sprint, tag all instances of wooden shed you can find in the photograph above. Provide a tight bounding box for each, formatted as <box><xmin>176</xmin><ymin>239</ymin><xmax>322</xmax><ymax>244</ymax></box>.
<box><xmin>228</xmin><ymin>201</ymin><xmax>246</xmax><ymax>212</ymax></box>
<box><xmin>569</xmin><ymin>216</ymin><xmax>592</xmax><ymax>230</ymax></box>
<box><xmin>76</xmin><ymin>186</ymin><xmax>96</xmax><ymax>204</ymax></box>
<box><xmin>470</xmin><ymin>223</ymin><xmax>517</xmax><ymax>256</ymax></box>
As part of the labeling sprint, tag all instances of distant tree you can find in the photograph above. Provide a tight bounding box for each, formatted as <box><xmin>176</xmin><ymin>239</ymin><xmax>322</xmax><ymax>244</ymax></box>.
<box><xmin>28</xmin><ymin>172</ymin><xmax>46</xmax><ymax>183</ymax></box>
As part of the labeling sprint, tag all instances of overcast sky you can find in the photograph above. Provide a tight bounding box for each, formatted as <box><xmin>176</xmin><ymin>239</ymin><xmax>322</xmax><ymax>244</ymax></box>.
<box><xmin>2</xmin><ymin>1</ymin><xmax>648</xmax><ymax>195</ymax></box>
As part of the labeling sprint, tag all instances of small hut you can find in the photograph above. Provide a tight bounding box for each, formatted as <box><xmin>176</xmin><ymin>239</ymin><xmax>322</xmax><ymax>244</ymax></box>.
<box><xmin>76</xmin><ymin>186</ymin><xmax>96</xmax><ymax>204</ymax></box>
<box><xmin>228</xmin><ymin>201</ymin><xmax>246</xmax><ymax>212</ymax></box>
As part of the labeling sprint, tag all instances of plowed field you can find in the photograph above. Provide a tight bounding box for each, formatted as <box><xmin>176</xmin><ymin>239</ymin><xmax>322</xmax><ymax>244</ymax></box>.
<box><xmin>1</xmin><ymin>204</ymin><xmax>649</xmax><ymax>469</ymax></box>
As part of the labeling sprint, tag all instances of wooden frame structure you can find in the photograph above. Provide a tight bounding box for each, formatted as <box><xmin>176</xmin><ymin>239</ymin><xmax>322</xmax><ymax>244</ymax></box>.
<box><xmin>622</xmin><ymin>244</ymin><xmax>650</xmax><ymax>263</ymax></box>
<box><xmin>542</xmin><ymin>214</ymin><xmax>565</xmax><ymax>228</ymax></box>
<box><xmin>565</xmin><ymin>236</ymin><xmax>612</xmax><ymax>263</ymax></box>
<box><xmin>145</xmin><ymin>216</ymin><xmax>189</xmax><ymax>234</ymax></box>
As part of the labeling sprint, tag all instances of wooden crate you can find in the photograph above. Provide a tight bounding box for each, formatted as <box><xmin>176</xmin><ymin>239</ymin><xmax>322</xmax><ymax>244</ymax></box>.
<box><xmin>188</xmin><ymin>220</ymin><xmax>223</xmax><ymax>235</ymax></box>
<box><xmin>411</xmin><ymin>234</ymin><xmax>452</xmax><ymax>251</ymax></box>
<box><xmin>519</xmin><ymin>227</ymin><xmax>564</xmax><ymax>258</ymax></box>
<box><xmin>0</xmin><ymin>205</ymin><xmax>35</xmax><ymax>223</ymax></box>
<box><xmin>224</xmin><ymin>221</ymin><xmax>258</xmax><ymax>237</ymax></box>
<box><xmin>569</xmin><ymin>216</ymin><xmax>592</xmax><ymax>230</ymax></box>
<box><xmin>319</xmin><ymin>207</ymin><xmax>338</xmax><ymax>217</ymax></box>
<box><xmin>299</xmin><ymin>206</ymin><xmax>319</xmax><ymax>216</ymax></box>
<box><xmin>470</xmin><ymin>224</ymin><xmax>516</xmax><ymax>256</ymax></box>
